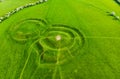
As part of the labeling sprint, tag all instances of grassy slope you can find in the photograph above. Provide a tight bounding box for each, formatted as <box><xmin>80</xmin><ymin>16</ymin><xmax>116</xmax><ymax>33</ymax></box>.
<box><xmin>0</xmin><ymin>0</ymin><xmax>38</xmax><ymax>16</ymax></box>
<box><xmin>0</xmin><ymin>0</ymin><xmax>120</xmax><ymax>79</ymax></box>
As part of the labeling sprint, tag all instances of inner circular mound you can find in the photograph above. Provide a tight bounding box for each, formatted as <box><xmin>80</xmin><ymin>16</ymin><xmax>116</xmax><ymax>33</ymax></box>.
<box><xmin>40</xmin><ymin>30</ymin><xmax>74</xmax><ymax>50</ymax></box>
<box><xmin>40</xmin><ymin>24</ymin><xmax>85</xmax><ymax>51</ymax></box>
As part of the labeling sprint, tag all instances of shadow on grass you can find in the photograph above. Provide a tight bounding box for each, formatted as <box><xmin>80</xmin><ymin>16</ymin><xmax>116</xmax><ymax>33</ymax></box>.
<box><xmin>114</xmin><ymin>0</ymin><xmax>120</xmax><ymax>5</ymax></box>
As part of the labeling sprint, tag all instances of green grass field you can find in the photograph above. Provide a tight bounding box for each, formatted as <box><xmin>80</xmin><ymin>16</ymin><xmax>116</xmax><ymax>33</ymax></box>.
<box><xmin>0</xmin><ymin>0</ymin><xmax>120</xmax><ymax>79</ymax></box>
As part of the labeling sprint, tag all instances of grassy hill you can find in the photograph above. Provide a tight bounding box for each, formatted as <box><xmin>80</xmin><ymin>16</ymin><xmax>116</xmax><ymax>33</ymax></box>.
<box><xmin>0</xmin><ymin>0</ymin><xmax>120</xmax><ymax>79</ymax></box>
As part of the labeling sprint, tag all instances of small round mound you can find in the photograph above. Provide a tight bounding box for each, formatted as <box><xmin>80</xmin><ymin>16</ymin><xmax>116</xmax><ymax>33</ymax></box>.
<box><xmin>9</xmin><ymin>19</ymin><xmax>47</xmax><ymax>43</ymax></box>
